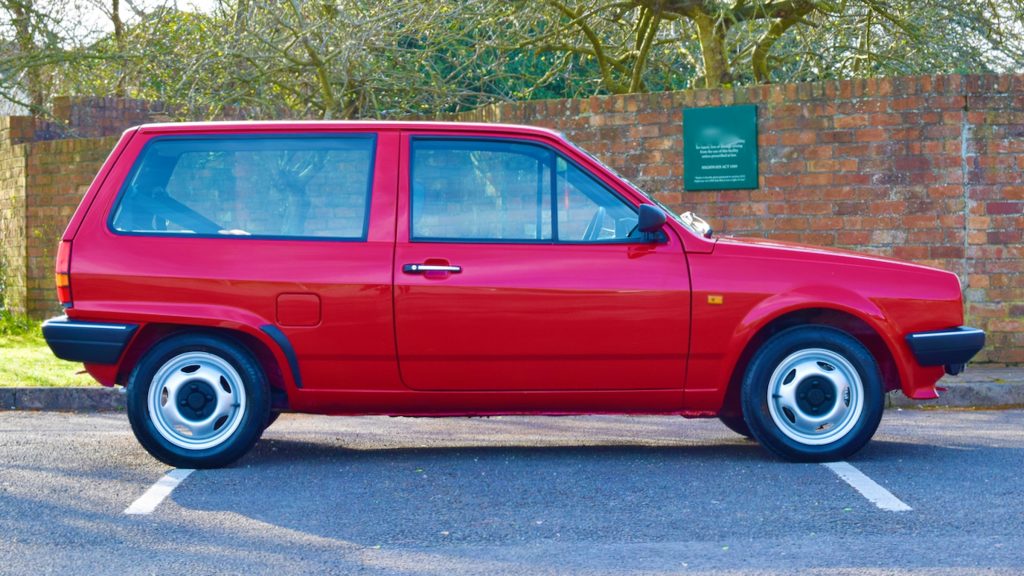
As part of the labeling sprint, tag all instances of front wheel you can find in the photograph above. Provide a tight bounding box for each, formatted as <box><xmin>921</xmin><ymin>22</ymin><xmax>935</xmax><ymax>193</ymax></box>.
<box><xmin>741</xmin><ymin>325</ymin><xmax>884</xmax><ymax>462</ymax></box>
<box><xmin>127</xmin><ymin>333</ymin><xmax>270</xmax><ymax>468</ymax></box>
<box><xmin>718</xmin><ymin>412</ymin><xmax>753</xmax><ymax>438</ymax></box>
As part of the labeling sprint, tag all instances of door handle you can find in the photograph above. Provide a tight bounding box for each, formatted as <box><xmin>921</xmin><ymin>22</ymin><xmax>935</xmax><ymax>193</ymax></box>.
<box><xmin>402</xmin><ymin>263</ymin><xmax>462</xmax><ymax>274</ymax></box>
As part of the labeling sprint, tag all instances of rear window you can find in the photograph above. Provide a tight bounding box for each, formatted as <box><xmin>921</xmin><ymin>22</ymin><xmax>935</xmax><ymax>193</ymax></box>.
<box><xmin>110</xmin><ymin>135</ymin><xmax>376</xmax><ymax>240</ymax></box>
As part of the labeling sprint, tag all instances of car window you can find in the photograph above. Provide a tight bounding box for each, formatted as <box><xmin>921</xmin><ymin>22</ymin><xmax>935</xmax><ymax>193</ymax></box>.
<box><xmin>411</xmin><ymin>139</ymin><xmax>553</xmax><ymax>241</ymax></box>
<box><xmin>555</xmin><ymin>157</ymin><xmax>638</xmax><ymax>242</ymax></box>
<box><xmin>110</xmin><ymin>135</ymin><xmax>375</xmax><ymax>239</ymax></box>
<box><xmin>410</xmin><ymin>138</ymin><xmax>638</xmax><ymax>243</ymax></box>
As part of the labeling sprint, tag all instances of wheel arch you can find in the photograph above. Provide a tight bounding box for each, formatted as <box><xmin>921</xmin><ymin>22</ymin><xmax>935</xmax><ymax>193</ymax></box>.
<box><xmin>116</xmin><ymin>322</ymin><xmax>291</xmax><ymax>410</ymax></box>
<box><xmin>720</xmin><ymin>306</ymin><xmax>901</xmax><ymax>417</ymax></box>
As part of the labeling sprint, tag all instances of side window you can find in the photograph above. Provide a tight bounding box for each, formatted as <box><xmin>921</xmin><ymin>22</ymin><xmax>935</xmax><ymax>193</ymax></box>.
<box><xmin>411</xmin><ymin>139</ymin><xmax>552</xmax><ymax>241</ymax></box>
<box><xmin>410</xmin><ymin>138</ymin><xmax>640</xmax><ymax>244</ymax></box>
<box><xmin>110</xmin><ymin>135</ymin><xmax>375</xmax><ymax>239</ymax></box>
<box><xmin>555</xmin><ymin>158</ymin><xmax>638</xmax><ymax>242</ymax></box>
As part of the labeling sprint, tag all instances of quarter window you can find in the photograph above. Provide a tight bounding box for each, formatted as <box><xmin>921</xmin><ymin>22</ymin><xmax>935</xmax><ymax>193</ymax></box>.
<box><xmin>111</xmin><ymin>135</ymin><xmax>375</xmax><ymax>239</ymax></box>
<box><xmin>555</xmin><ymin>158</ymin><xmax>639</xmax><ymax>242</ymax></box>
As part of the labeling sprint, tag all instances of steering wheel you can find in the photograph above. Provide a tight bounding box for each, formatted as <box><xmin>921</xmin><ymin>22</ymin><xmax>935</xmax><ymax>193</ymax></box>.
<box><xmin>583</xmin><ymin>207</ymin><xmax>607</xmax><ymax>241</ymax></box>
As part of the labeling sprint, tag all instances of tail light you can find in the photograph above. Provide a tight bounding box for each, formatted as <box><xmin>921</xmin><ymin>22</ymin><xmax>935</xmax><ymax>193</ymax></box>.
<box><xmin>55</xmin><ymin>240</ymin><xmax>72</xmax><ymax>308</ymax></box>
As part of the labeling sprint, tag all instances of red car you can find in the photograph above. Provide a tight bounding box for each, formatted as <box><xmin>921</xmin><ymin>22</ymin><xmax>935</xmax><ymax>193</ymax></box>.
<box><xmin>42</xmin><ymin>122</ymin><xmax>984</xmax><ymax>468</ymax></box>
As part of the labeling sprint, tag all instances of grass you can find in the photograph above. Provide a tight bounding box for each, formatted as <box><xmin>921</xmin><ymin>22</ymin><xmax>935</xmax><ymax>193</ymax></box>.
<box><xmin>0</xmin><ymin>310</ymin><xmax>96</xmax><ymax>388</ymax></box>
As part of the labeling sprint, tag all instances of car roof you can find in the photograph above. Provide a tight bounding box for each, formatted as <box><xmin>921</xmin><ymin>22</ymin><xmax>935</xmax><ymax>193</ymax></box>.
<box><xmin>134</xmin><ymin>120</ymin><xmax>564</xmax><ymax>140</ymax></box>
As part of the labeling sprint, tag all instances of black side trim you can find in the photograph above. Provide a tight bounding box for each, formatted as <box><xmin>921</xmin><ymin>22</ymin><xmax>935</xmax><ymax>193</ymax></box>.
<box><xmin>42</xmin><ymin>316</ymin><xmax>138</xmax><ymax>364</ymax></box>
<box><xmin>905</xmin><ymin>326</ymin><xmax>985</xmax><ymax>368</ymax></box>
<box><xmin>260</xmin><ymin>324</ymin><xmax>303</xmax><ymax>389</ymax></box>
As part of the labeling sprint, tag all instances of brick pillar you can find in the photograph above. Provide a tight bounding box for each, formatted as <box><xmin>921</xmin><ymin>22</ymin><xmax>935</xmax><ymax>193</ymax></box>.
<box><xmin>962</xmin><ymin>74</ymin><xmax>1024</xmax><ymax>364</ymax></box>
<box><xmin>22</xmin><ymin>136</ymin><xmax>121</xmax><ymax>318</ymax></box>
<box><xmin>0</xmin><ymin>116</ymin><xmax>31</xmax><ymax>314</ymax></box>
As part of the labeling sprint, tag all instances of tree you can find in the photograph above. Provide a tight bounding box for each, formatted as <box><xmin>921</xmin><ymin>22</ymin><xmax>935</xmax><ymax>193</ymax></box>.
<box><xmin>771</xmin><ymin>1</ymin><xmax>1024</xmax><ymax>83</ymax></box>
<box><xmin>1</xmin><ymin>0</ymin><xmax>125</xmax><ymax>116</ymax></box>
<box><xmin>66</xmin><ymin>0</ymin><xmax>591</xmax><ymax>120</ymax></box>
<box><xmin>6</xmin><ymin>0</ymin><xmax>1024</xmax><ymax>120</ymax></box>
<box><xmin>1</xmin><ymin>0</ymin><xmax>53</xmax><ymax>113</ymax></box>
<box><xmin>54</xmin><ymin>7</ymin><xmax>230</xmax><ymax>116</ymax></box>
<box><xmin>520</xmin><ymin>0</ymin><xmax>1024</xmax><ymax>92</ymax></box>
<box><xmin>212</xmin><ymin>0</ymin><xmax>563</xmax><ymax>119</ymax></box>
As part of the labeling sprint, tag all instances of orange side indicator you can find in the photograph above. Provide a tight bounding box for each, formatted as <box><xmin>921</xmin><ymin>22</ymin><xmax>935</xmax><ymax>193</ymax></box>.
<box><xmin>707</xmin><ymin>294</ymin><xmax>724</xmax><ymax>305</ymax></box>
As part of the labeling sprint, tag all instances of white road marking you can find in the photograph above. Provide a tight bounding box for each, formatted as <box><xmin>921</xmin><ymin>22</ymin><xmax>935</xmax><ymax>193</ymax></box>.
<box><xmin>822</xmin><ymin>461</ymin><xmax>912</xmax><ymax>512</ymax></box>
<box><xmin>124</xmin><ymin>468</ymin><xmax>194</xmax><ymax>515</ymax></box>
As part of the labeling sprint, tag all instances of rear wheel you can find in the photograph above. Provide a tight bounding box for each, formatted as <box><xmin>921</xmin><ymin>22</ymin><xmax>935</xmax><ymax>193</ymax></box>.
<box><xmin>741</xmin><ymin>325</ymin><xmax>884</xmax><ymax>462</ymax></box>
<box><xmin>264</xmin><ymin>411</ymin><xmax>281</xmax><ymax>430</ymax></box>
<box><xmin>127</xmin><ymin>333</ymin><xmax>270</xmax><ymax>468</ymax></box>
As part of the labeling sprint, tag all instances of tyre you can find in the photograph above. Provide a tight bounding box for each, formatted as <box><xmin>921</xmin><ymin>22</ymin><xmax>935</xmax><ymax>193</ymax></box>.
<box><xmin>718</xmin><ymin>412</ymin><xmax>753</xmax><ymax>438</ymax></box>
<box><xmin>127</xmin><ymin>332</ymin><xmax>270</xmax><ymax>468</ymax></box>
<box><xmin>741</xmin><ymin>325</ymin><xmax>884</xmax><ymax>462</ymax></box>
<box><xmin>264</xmin><ymin>411</ymin><xmax>281</xmax><ymax>430</ymax></box>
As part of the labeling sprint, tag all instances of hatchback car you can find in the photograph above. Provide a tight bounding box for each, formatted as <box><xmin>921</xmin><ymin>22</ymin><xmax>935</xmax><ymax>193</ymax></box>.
<box><xmin>43</xmin><ymin>121</ymin><xmax>984</xmax><ymax>468</ymax></box>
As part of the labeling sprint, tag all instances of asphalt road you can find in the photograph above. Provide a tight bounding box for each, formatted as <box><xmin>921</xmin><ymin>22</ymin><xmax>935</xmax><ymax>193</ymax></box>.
<box><xmin>0</xmin><ymin>409</ymin><xmax>1022</xmax><ymax>575</ymax></box>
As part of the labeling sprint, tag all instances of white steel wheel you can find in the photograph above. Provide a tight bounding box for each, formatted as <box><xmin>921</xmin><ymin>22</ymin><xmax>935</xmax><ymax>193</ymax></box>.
<box><xmin>765</xmin><ymin>348</ymin><xmax>864</xmax><ymax>446</ymax></box>
<box><xmin>740</xmin><ymin>325</ymin><xmax>885</xmax><ymax>462</ymax></box>
<box><xmin>127</xmin><ymin>332</ymin><xmax>270</xmax><ymax>469</ymax></box>
<box><xmin>147</xmin><ymin>351</ymin><xmax>248</xmax><ymax>451</ymax></box>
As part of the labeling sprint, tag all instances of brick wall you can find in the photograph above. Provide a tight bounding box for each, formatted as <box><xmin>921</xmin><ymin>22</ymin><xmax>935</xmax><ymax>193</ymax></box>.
<box><xmin>0</xmin><ymin>79</ymin><xmax>1020</xmax><ymax>363</ymax></box>
<box><xmin>962</xmin><ymin>78</ymin><xmax>1024</xmax><ymax>364</ymax></box>
<box><xmin>23</xmin><ymin>136</ymin><xmax>120</xmax><ymax>317</ymax></box>
<box><xmin>48</xmin><ymin>96</ymin><xmax>269</xmax><ymax>139</ymax></box>
<box><xmin>453</xmin><ymin>74</ymin><xmax>1023</xmax><ymax>364</ymax></box>
<box><xmin>0</xmin><ymin>117</ymin><xmax>30</xmax><ymax>312</ymax></box>
<box><xmin>50</xmin><ymin>97</ymin><xmax>177</xmax><ymax>139</ymax></box>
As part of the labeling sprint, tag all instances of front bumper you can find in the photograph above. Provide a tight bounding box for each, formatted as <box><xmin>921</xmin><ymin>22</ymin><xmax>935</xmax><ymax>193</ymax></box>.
<box><xmin>42</xmin><ymin>316</ymin><xmax>138</xmax><ymax>364</ymax></box>
<box><xmin>905</xmin><ymin>326</ymin><xmax>986</xmax><ymax>375</ymax></box>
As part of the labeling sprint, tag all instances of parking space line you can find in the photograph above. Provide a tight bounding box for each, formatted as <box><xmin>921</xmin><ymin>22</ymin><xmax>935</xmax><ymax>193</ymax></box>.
<box><xmin>822</xmin><ymin>461</ymin><xmax>911</xmax><ymax>512</ymax></box>
<box><xmin>124</xmin><ymin>468</ymin><xmax>194</xmax><ymax>515</ymax></box>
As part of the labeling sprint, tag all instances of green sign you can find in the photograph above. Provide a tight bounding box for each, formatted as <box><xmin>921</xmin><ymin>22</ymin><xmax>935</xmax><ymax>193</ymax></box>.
<box><xmin>683</xmin><ymin>104</ymin><xmax>758</xmax><ymax>191</ymax></box>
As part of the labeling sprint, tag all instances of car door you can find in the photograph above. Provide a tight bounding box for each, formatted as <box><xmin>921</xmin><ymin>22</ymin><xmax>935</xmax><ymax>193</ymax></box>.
<box><xmin>393</xmin><ymin>132</ymin><xmax>691</xmax><ymax>391</ymax></box>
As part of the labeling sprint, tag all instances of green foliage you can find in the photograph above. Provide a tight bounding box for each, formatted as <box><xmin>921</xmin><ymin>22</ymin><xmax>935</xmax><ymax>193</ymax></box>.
<box><xmin>520</xmin><ymin>1</ymin><xmax>1023</xmax><ymax>91</ymax></box>
<box><xmin>5</xmin><ymin>0</ymin><xmax>1024</xmax><ymax>119</ymax></box>
<box><xmin>55</xmin><ymin>9</ymin><xmax>236</xmax><ymax>118</ymax></box>
<box><xmin>755</xmin><ymin>0</ymin><xmax>1020</xmax><ymax>84</ymax></box>
<box><xmin>0</xmin><ymin>330</ymin><xmax>98</xmax><ymax>387</ymax></box>
<box><xmin>0</xmin><ymin>309</ymin><xmax>36</xmax><ymax>337</ymax></box>
<box><xmin>0</xmin><ymin>311</ymin><xmax>96</xmax><ymax>388</ymax></box>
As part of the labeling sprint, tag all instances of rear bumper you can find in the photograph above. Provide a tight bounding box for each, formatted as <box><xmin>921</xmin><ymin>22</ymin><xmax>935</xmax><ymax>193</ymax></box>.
<box><xmin>42</xmin><ymin>316</ymin><xmax>138</xmax><ymax>364</ymax></box>
<box><xmin>905</xmin><ymin>326</ymin><xmax>985</xmax><ymax>376</ymax></box>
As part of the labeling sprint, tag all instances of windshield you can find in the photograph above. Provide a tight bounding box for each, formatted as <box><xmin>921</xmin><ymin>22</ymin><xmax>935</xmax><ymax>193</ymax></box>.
<box><xmin>564</xmin><ymin>138</ymin><xmax>713</xmax><ymax>238</ymax></box>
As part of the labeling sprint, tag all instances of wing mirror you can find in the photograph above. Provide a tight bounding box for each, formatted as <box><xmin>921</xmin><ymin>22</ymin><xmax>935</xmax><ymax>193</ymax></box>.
<box><xmin>637</xmin><ymin>204</ymin><xmax>667</xmax><ymax>232</ymax></box>
<box><xmin>637</xmin><ymin>204</ymin><xmax>667</xmax><ymax>242</ymax></box>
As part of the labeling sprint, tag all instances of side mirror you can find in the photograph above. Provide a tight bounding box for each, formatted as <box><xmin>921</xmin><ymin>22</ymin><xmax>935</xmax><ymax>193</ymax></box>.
<box><xmin>637</xmin><ymin>204</ymin><xmax>667</xmax><ymax>233</ymax></box>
